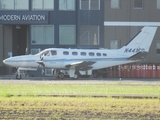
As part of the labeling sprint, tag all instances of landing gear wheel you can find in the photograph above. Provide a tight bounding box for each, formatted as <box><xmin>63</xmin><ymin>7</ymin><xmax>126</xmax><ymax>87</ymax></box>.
<box><xmin>92</xmin><ymin>70</ymin><xmax>99</xmax><ymax>78</ymax></box>
<box><xmin>16</xmin><ymin>74</ymin><xmax>22</xmax><ymax>80</ymax></box>
<box><xmin>58</xmin><ymin>72</ymin><xmax>65</xmax><ymax>79</ymax></box>
<box><xmin>72</xmin><ymin>73</ymin><xmax>79</xmax><ymax>80</ymax></box>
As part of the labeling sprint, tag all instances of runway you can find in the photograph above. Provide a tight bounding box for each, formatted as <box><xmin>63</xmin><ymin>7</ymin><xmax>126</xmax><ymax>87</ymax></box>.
<box><xmin>0</xmin><ymin>76</ymin><xmax>160</xmax><ymax>85</ymax></box>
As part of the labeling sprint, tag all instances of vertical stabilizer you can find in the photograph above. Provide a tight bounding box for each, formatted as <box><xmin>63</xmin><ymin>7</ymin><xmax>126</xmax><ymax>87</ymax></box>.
<box><xmin>119</xmin><ymin>27</ymin><xmax>157</xmax><ymax>56</ymax></box>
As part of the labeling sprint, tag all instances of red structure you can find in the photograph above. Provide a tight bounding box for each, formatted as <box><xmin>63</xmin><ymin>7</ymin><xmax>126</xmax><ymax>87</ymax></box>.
<box><xmin>109</xmin><ymin>63</ymin><xmax>160</xmax><ymax>78</ymax></box>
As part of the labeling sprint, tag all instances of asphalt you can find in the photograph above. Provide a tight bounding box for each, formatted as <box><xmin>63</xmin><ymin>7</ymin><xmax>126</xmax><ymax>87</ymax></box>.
<box><xmin>0</xmin><ymin>75</ymin><xmax>160</xmax><ymax>84</ymax></box>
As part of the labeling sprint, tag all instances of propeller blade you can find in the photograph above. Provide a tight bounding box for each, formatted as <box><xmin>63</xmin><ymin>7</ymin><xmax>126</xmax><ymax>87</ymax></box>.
<box><xmin>36</xmin><ymin>60</ymin><xmax>45</xmax><ymax>68</ymax></box>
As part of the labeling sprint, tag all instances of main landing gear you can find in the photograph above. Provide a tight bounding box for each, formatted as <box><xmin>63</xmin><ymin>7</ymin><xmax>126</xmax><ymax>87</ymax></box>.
<box><xmin>72</xmin><ymin>72</ymin><xmax>79</xmax><ymax>79</ymax></box>
<box><xmin>53</xmin><ymin>69</ymin><xmax>79</xmax><ymax>80</ymax></box>
<box><xmin>53</xmin><ymin>69</ymin><xmax>65</xmax><ymax>79</ymax></box>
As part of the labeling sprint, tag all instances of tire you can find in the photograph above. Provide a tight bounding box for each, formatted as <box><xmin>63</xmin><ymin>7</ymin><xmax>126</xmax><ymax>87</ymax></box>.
<box><xmin>72</xmin><ymin>73</ymin><xmax>79</xmax><ymax>80</ymax></box>
<box><xmin>16</xmin><ymin>74</ymin><xmax>22</xmax><ymax>80</ymax></box>
<box><xmin>58</xmin><ymin>72</ymin><xmax>65</xmax><ymax>79</ymax></box>
<box><xmin>92</xmin><ymin>70</ymin><xmax>99</xmax><ymax>78</ymax></box>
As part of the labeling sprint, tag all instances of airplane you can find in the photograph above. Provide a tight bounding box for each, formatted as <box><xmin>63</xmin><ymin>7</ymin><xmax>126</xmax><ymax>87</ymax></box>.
<box><xmin>3</xmin><ymin>26</ymin><xmax>157</xmax><ymax>79</ymax></box>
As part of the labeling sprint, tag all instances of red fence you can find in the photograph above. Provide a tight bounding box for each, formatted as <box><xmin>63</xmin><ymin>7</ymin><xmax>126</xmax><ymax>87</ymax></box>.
<box><xmin>109</xmin><ymin>63</ymin><xmax>160</xmax><ymax>78</ymax></box>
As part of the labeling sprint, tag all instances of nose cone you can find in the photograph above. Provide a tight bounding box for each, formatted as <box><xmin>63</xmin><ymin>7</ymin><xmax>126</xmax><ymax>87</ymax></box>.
<box><xmin>3</xmin><ymin>59</ymin><xmax>6</xmax><ymax>64</ymax></box>
<box><xmin>3</xmin><ymin>58</ymin><xmax>12</xmax><ymax>66</ymax></box>
<box><xmin>3</xmin><ymin>59</ymin><xmax>8</xmax><ymax>65</ymax></box>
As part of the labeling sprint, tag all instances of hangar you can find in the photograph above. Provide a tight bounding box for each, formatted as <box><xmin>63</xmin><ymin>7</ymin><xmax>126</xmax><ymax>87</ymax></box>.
<box><xmin>0</xmin><ymin>0</ymin><xmax>160</xmax><ymax>78</ymax></box>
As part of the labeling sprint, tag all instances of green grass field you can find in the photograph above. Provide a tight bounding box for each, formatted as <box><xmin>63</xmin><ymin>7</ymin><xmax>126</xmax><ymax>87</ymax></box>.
<box><xmin>0</xmin><ymin>82</ymin><xmax>159</xmax><ymax>97</ymax></box>
<box><xmin>0</xmin><ymin>81</ymin><xmax>160</xmax><ymax>119</ymax></box>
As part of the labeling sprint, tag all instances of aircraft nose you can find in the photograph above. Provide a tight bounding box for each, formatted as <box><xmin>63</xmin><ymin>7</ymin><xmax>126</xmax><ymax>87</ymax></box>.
<box><xmin>3</xmin><ymin>58</ymin><xmax>11</xmax><ymax>66</ymax></box>
<box><xmin>3</xmin><ymin>59</ymin><xmax>7</xmax><ymax>64</ymax></box>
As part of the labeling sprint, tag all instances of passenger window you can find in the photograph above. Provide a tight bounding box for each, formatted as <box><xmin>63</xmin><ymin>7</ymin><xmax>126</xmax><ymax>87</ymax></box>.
<box><xmin>96</xmin><ymin>53</ymin><xmax>101</xmax><ymax>56</ymax></box>
<box><xmin>89</xmin><ymin>52</ymin><xmax>94</xmax><ymax>56</ymax></box>
<box><xmin>103</xmin><ymin>53</ymin><xmax>107</xmax><ymax>56</ymax></box>
<box><xmin>81</xmin><ymin>52</ymin><xmax>86</xmax><ymax>56</ymax></box>
<box><xmin>51</xmin><ymin>50</ymin><xmax>57</xmax><ymax>56</ymax></box>
<box><xmin>63</xmin><ymin>51</ymin><xmax>69</xmax><ymax>55</ymax></box>
<box><xmin>72</xmin><ymin>52</ymin><xmax>78</xmax><ymax>55</ymax></box>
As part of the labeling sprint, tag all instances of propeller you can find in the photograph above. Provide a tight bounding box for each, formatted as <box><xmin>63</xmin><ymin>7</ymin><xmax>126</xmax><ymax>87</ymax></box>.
<box><xmin>36</xmin><ymin>54</ymin><xmax>45</xmax><ymax>74</ymax></box>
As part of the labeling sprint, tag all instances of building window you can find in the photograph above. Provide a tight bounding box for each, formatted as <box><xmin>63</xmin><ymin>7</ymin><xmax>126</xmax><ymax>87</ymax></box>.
<box><xmin>31</xmin><ymin>25</ymin><xmax>54</xmax><ymax>44</ymax></box>
<box><xmin>156</xmin><ymin>40</ymin><xmax>160</xmax><ymax>54</ymax></box>
<box><xmin>59</xmin><ymin>0</ymin><xmax>75</xmax><ymax>10</ymax></box>
<box><xmin>0</xmin><ymin>0</ymin><xmax>29</xmax><ymax>10</ymax></box>
<box><xmin>157</xmin><ymin>0</ymin><xmax>160</xmax><ymax>9</ymax></box>
<box><xmin>31</xmin><ymin>49</ymin><xmax>41</xmax><ymax>55</ymax></box>
<box><xmin>80</xmin><ymin>0</ymin><xmax>100</xmax><ymax>10</ymax></box>
<box><xmin>110</xmin><ymin>40</ymin><xmax>120</xmax><ymax>49</ymax></box>
<box><xmin>59</xmin><ymin>25</ymin><xmax>76</xmax><ymax>45</ymax></box>
<box><xmin>32</xmin><ymin>0</ymin><xmax>54</xmax><ymax>10</ymax></box>
<box><xmin>80</xmin><ymin>25</ymin><xmax>99</xmax><ymax>45</ymax></box>
<box><xmin>134</xmin><ymin>0</ymin><xmax>143</xmax><ymax>9</ymax></box>
<box><xmin>111</xmin><ymin>0</ymin><xmax>120</xmax><ymax>9</ymax></box>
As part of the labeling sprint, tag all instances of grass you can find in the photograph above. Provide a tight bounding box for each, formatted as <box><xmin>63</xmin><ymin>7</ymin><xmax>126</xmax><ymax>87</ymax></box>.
<box><xmin>0</xmin><ymin>82</ymin><xmax>159</xmax><ymax>97</ymax></box>
<box><xmin>0</xmin><ymin>97</ymin><xmax>160</xmax><ymax>119</ymax></box>
<box><xmin>0</xmin><ymin>81</ymin><xmax>159</xmax><ymax>119</ymax></box>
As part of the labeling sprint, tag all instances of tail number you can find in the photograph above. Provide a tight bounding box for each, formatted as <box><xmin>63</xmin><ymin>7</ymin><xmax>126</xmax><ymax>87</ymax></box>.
<box><xmin>124</xmin><ymin>48</ymin><xmax>145</xmax><ymax>53</ymax></box>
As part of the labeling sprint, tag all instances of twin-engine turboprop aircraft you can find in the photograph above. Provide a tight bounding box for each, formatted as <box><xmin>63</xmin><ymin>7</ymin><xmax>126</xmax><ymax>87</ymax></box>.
<box><xmin>3</xmin><ymin>27</ymin><xmax>157</xmax><ymax>79</ymax></box>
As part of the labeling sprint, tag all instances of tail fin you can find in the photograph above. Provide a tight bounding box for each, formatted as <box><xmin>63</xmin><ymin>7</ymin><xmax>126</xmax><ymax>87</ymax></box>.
<box><xmin>119</xmin><ymin>27</ymin><xmax>157</xmax><ymax>56</ymax></box>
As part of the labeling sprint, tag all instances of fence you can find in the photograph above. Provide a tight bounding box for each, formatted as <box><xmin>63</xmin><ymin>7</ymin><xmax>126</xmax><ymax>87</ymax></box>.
<box><xmin>109</xmin><ymin>63</ymin><xmax>160</xmax><ymax>78</ymax></box>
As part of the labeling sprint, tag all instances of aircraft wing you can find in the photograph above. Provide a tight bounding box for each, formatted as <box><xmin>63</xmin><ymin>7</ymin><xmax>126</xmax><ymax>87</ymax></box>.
<box><xmin>18</xmin><ymin>67</ymin><xmax>37</xmax><ymax>71</ymax></box>
<box><xmin>65</xmin><ymin>61</ymin><xmax>96</xmax><ymax>70</ymax></box>
<box><xmin>128</xmin><ymin>51</ymin><xmax>149</xmax><ymax>60</ymax></box>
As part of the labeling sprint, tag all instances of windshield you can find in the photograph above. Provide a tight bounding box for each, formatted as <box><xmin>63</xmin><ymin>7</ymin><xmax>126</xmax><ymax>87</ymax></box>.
<box><xmin>38</xmin><ymin>50</ymin><xmax>57</xmax><ymax>56</ymax></box>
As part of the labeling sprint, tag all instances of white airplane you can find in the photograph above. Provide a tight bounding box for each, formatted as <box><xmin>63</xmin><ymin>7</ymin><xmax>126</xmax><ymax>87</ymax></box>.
<box><xmin>3</xmin><ymin>27</ymin><xmax>157</xmax><ymax>79</ymax></box>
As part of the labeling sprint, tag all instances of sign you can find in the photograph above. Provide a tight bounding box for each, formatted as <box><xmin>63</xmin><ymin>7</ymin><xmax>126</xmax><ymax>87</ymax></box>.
<box><xmin>0</xmin><ymin>11</ymin><xmax>48</xmax><ymax>24</ymax></box>
<box><xmin>8</xmin><ymin>52</ymin><xmax>12</xmax><ymax>57</ymax></box>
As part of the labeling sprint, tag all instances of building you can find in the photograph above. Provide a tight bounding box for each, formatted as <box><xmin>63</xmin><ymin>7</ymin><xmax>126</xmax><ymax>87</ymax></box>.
<box><xmin>0</xmin><ymin>0</ymin><xmax>160</xmax><ymax>77</ymax></box>
<box><xmin>104</xmin><ymin>0</ymin><xmax>160</xmax><ymax>64</ymax></box>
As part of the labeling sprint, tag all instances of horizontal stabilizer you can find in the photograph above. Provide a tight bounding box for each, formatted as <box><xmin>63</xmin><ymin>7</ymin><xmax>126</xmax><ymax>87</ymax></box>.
<box><xmin>128</xmin><ymin>51</ymin><xmax>148</xmax><ymax>60</ymax></box>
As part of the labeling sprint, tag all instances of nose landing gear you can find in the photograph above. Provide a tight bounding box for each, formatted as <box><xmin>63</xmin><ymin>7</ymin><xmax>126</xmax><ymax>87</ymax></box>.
<box><xmin>16</xmin><ymin>69</ymin><xmax>22</xmax><ymax>80</ymax></box>
<box><xmin>15</xmin><ymin>68</ymin><xmax>29</xmax><ymax>80</ymax></box>
<box><xmin>16</xmin><ymin>74</ymin><xmax>22</xmax><ymax>80</ymax></box>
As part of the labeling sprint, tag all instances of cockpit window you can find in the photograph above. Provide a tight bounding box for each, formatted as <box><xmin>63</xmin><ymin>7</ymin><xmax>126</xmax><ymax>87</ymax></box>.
<box><xmin>51</xmin><ymin>50</ymin><xmax>57</xmax><ymax>56</ymax></box>
<box><xmin>41</xmin><ymin>50</ymin><xmax>50</xmax><ymax>56</ymax></box>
